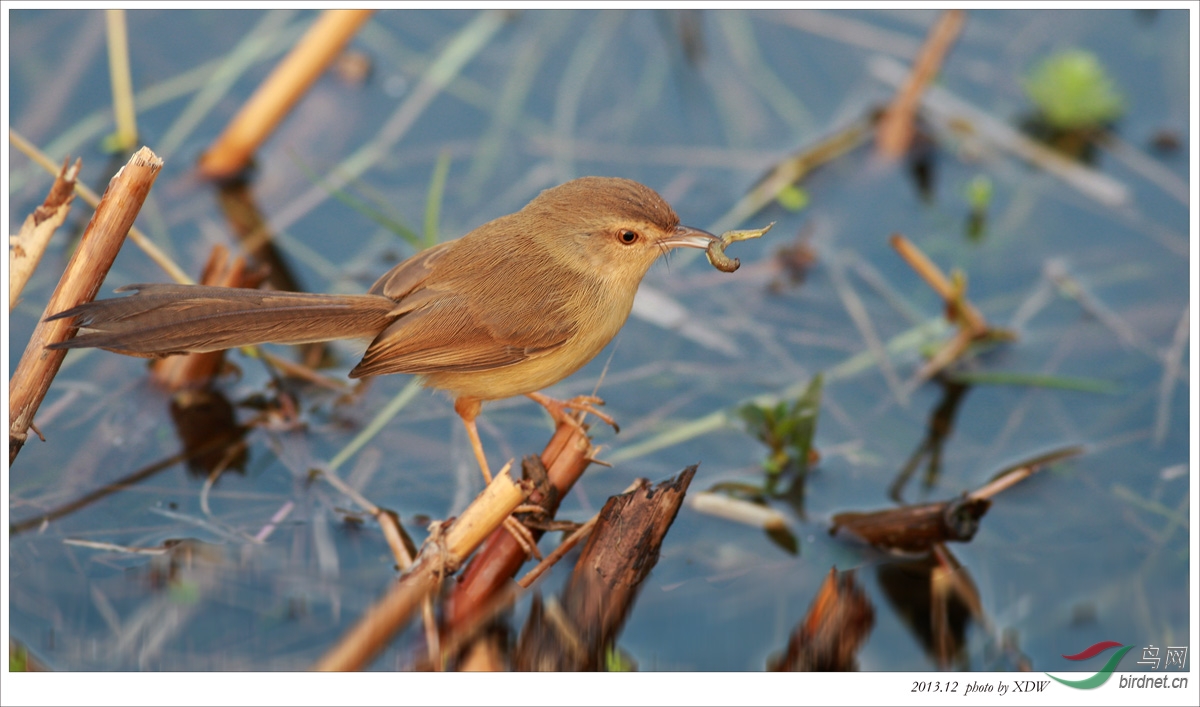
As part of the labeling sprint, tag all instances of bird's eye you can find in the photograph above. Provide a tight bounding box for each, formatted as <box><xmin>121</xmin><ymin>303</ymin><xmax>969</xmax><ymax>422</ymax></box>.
<box><xmin>618</xmin><ymin>230</ymin><xmax>639</xmax><ymax>245</ymax></box>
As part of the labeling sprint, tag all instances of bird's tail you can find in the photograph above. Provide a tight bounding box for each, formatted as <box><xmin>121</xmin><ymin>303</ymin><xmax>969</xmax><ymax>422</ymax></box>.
<box><xmin>47</xmin><ymin>284</ymin><xmax>396</xmax><ymax>357</ymax></box>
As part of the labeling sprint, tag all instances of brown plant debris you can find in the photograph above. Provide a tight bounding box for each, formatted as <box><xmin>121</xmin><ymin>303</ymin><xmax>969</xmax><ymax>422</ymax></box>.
<box><xmin>9</xmin><ymin>156</ymin><xmax>80</xmax><ymax>309</ymax></box>
<box><xmin>831</xmin><ymin>494</ymin><xmax>992</xmax><ymax>554</ymax></box>
<box><xmin>769</xmin><ymin>567</ymin><xmax>875</xmax><ymax>671</ymax></box>
<box><xmin>513</xmin><ymin>466</ymin><xmax>697</xmax><ymax>671</ymax></box>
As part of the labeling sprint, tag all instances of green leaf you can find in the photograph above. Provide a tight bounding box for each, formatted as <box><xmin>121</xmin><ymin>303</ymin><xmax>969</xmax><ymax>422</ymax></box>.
<box><xmin>740</xmin><ymin>374</ymin><xmax>823</xmax><ymax>476</ymax></box>
<box><xmin>423</xmin><ymin>150</ymin><xmax>452</xmax><ymax>248</ymax></box>
<box><xmin>948</xmin><ymin>370</ymin><xmax>1118</xmax><ymax>393</ymax></box>
<box><xmin>169</xmin><ymin>580</ymin><xmax>201</xmax><ymax>605</ymax></box>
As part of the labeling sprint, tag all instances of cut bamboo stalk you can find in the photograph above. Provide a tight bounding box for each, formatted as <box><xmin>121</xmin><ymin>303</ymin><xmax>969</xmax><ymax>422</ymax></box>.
<box><xmin>441</xmin><ymin>420</ymin><xmax>595</xmax><ymax>632</ymax></box>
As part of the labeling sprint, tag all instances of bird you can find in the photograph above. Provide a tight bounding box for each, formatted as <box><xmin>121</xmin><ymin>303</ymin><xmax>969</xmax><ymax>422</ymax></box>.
<box><xmin>48</xmin><ymin>176</ymin><xmax>720</xmax><ymax>484</ymax></box>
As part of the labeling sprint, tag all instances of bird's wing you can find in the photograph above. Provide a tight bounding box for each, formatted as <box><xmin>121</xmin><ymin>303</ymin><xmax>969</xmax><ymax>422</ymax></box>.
<box><xmin>367</xmin><ymin>239</ymin><xmax>457</xmax><ymax>301</ymax></box>
<box><xmin>349</xmin><ymin>285</ymin><xmax>577</xmax><ymax>378</ymax></box>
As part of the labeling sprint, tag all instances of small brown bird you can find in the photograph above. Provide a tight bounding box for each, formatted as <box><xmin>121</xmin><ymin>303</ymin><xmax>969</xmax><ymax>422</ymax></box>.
<box><xmin>49</xmin><ymin>177</ymin><xmax>719</xmax><ymax>482</ymax></box>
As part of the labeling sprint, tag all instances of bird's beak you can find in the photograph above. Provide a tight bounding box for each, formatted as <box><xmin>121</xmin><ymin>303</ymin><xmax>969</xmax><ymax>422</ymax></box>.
<box><xmin>661</xmin><ymin>224</ymin><xmax>717</xmax><ymax>250</ymax></box>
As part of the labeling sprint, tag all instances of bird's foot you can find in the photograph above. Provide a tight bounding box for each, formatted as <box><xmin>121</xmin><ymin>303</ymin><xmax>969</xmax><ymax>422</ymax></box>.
<box><xmin>503</xmin><ymin>515</ymin><xmax>542</xmax><ymax>560</ymax></box>
<box><xmin>526</xmin><ymin>392</ymin><xmax>619</xmax><ymax>433</ymax></box>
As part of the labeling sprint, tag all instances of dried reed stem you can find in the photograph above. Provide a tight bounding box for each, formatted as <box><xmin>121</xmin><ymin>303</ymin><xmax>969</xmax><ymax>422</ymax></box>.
<box><xmin>9</xmin><ymin>157</ymin><xmax>80</xmax><ymax>309</ymax></box>
<box><xmin>876</xmin><ymin>9</ymin><xmax>965</xmax><ymax>159</ymax></box>
<box><xmin>312</xmin><ymin>468</ymin><xmax>530</xmax><ymax>671</ymax></box>
<box><xmin>9</xmin><ymin>147</ymin><xmax>164</xmax><ymax>464</ymax></box>
<box><xmin>105</xmin><ymin>9</ymin><xmax>139</xmax><ymax>150</ymax></box>
<box><xmin>889</xmin><ymin>233</ymin><xmax>987</xmax><ymax>334</ymax></box>
<box><xmin>198</xmin><ymin>9</ymin><xmax>374</xmax><ymax>178</ymax></box>
<box><xmin>10</xmin><ymin>128</ymin><xmax>192</xmax><ymax>284</ymax></box>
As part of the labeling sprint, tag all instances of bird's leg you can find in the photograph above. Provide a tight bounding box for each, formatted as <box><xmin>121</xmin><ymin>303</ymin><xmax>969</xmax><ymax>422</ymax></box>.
<box><xmin>526</xmin><ymin>391</ymin><xmax>620</xmax><ymax>434</ymax></box>
<box><xmin>454</xmin><ymin>397</ymin><xmax>492</xmax><ymax>484</ymax></box>
<box><xmin>455</xmin><ymin>397</ymin><xmax>542</xmax><ymax>558</ymax></box>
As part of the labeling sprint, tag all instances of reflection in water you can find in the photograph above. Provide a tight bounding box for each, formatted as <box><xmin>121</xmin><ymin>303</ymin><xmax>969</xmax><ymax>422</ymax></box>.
<box><xmin>170</xmin><ymin>387</ymin><xmax>249</xmax><ymax>479</ymax></box>
<box><xmin>890</xmin><ymin>377</ymin><xmax>971</xmax><ymax>502</ymax></box>
<box><xmin>876</xmin><ymin>549</ymin><xmax>976</xmax><ymax>670</ymax></box>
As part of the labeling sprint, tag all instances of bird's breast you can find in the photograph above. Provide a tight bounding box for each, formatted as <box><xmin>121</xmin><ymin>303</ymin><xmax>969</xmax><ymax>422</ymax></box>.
<box><xmin>422</xmin><ymin>277</ymin><xmax>636</xmax><ymax>401</ymax></box>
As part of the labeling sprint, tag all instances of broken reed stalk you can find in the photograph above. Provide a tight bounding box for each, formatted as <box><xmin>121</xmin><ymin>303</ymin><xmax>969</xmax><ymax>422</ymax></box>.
<box><xmin>315</xmin><ymin>464</ymin><xmax>417</xmax><ymax>571</ymax></box>
<box><xmin>831</xmin><ymin>445</ymin><xmax>1082</xmax><ymax>553</ymax></box>
<box><xmin>198</xmin><ymin>9</ymin><xmax>374</xmax><ymax>178</ymax></box>
<box><xmin>9</xmin><ymin>147</ymin><xmax>164</xmax><ymax>465</ymax></box>
<box><xmin>831</xmin><ymin>495</ymin><xmax>992</xmax><ymax>554</ymax></box>
<box><xmin>9</xmin><ymin>157</ymin><xmax>81</xmax><ymax>309</ymax></box>
<box><xmin>876</xmin><ymin>9</ymin><xmax>965</xmax><ymax>159</ymax></box>
<box><xmin>889</xmin><ymin>232</ymin><xmax>1011</xmax><ymax>392</ymax></box>
<box><xmin>105</xmin><ymin>9</ymin><xmax>139</xmax><ymax>151</ymax></box>
<box><xmin>889</xmin><ymin>233</ymin><xmax>986</xmax><ymax>334</ymax></box>
<box><xmin>312</xmin><ymin>469</ymin><xmax>531</xmax><ymax>672</ymax></box>
<box><xmin>10</xmin><ymin>129</ymin><xmax>192</xmax><ymax>285</ymax></box>
<box><xmin>968</xmin><ymin>444</ymin><xmax>1083</xmax><ymax>501</ymax></box>
<box><xmin>420</xmin><ymin>478</ymin><xmax>642</xmax><ymax>671</ymax></box>
<box><xmin>441</xmin><ymin>419</ymin><xmax>596</xmax><ymax>633</ymax></box>
<box><xmin>513</xmin><ymin>466</ymin><xmax>697</xmax><ymax>671</ymax></box>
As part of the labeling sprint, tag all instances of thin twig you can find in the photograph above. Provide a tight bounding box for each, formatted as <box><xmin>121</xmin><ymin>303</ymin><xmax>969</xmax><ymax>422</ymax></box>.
<box><xmin>312</xmin><ymin>466</ymin><xmax>530</xmax><ymax>671</ymax></box>
<box><xmin>253</xmin><ymin>501</ymin><xmax>296</xmax><ymax>543</ymax></box>
<box><xmin>199</xmin><ymin>440</ymin><xmax>249</xmax><ymax>519</ymax></box>
<box><xmin>890</xmin><ymin>234</ymin><xmax>986</xmax><ymax>334</ymax></box>
<box><xmin>1153</xmin><ymin>306</ymin><xmax>1189</xmax><ymax>447</ymax></box>
<box><xmin>316</xmin><ymin>465</ymin><xmax>414</xmax><ymax>570</ymax></box>
<box><xmin>9</xmin><ymin>128</ymin><xmax>192</xmax><ymax>285</ymax></box>
<box><xmin>827</xmin><ymin>249</ymin><xmax>909</xmax><ymax>407</ymax></box>
<box><xmin>969</xmin><ymin>445</ymin><xmax>1084</xmax><ymax>501</ymax></box>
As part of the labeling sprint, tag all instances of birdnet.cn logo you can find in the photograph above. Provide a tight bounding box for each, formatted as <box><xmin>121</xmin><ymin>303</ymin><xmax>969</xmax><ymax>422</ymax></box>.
<box><xmin>1048</xmin><ymin>641</ymin><xmax>1189</xmax><ymax>690</ymax></box>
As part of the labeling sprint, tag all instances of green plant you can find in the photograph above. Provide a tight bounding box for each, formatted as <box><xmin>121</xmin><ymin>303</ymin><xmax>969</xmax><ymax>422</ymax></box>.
<box><xmin>737</xmin><ymin>374</ymin><xmax>823</xmax><ymax>476</ymax></box>
<box><xmin>1023</xmin><ymin>49</ymin><xmax>1124</xmax><ymax>130</ymax></box>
